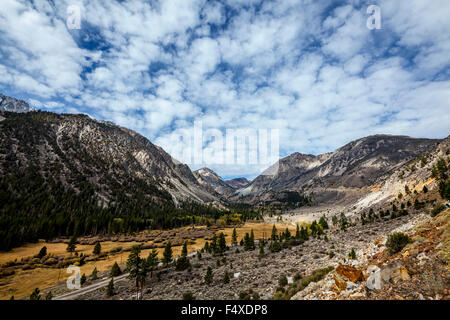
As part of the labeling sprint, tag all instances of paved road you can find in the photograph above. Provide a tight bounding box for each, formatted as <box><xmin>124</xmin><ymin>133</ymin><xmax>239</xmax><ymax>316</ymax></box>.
<box><xmin>53</xmin><ymin>273</ymin><xmax>129</xmax><ymax>300</ymax></box>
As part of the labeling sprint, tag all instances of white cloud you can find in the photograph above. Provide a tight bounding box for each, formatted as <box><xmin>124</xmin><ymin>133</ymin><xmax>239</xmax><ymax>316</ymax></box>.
<box><xmin>0</xmin><ymin>0</ymin><xmax>449</xmax><ymax>178</ymax></box>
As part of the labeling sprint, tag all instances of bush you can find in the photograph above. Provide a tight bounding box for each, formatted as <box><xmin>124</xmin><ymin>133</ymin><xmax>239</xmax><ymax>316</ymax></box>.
<box><xmin>182</xmin><ymin>292</ymin><xmax>195</xmax><ymax>300</ymax></box>
<box><xmin>431</xmin><ymin>204</ymin><xmax>446</xmax><ymax>217</ymax></box>
<box><xmin>386</xmin><ymin>232</ymin><xmax>411</xmax><ymax>255</ymax></box>
<box><xmin>272</xmin><ymin>266</ymin><xmax>334</xmax><ymax>300</ymax></box>
<box><xmin>110</xmin><ymin>262</ymin><xmax>122</xmax><ymax>277</ymax></box>
<box><xmin>278</xmin><ymin>275</ymin><xmax>288</xmax><ymax>286</ymax></box>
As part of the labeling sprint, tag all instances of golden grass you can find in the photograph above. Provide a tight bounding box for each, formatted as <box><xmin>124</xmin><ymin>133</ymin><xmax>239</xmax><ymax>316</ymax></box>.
<box><xmin>0</xmin><ymin>221</ymin><xmax>300</xmax><ymax>299</ymax></box>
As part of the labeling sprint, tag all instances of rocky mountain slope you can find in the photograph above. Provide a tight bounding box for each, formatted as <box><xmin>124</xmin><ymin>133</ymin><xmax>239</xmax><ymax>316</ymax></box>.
<box><xmin>225</xmin><ymin>177</ymin><xmax>250</xmax><ymax>189</ymax></box>
<box><xmin>235</xmin><ymin>135</ymin><xmax>441</xmax><ymax>205</ymax></box>
<box><xmin>193</xmin><ymin>168</ymin><xmax>250</xmax><ymax>197</ymax></box>
<box><xmin>193</xmin><ymin>168</ymin><xmax>235</xmax><ymax>197</ymax></box>
<box><xmin>0</xmin><ymin>94</ymin><xmax>35</xmax><ymax>113</ymax></box>
<box><xmin>0</xmin><ymin>109</ymin><xmax>221</xmax><ymax>250</ymax></box>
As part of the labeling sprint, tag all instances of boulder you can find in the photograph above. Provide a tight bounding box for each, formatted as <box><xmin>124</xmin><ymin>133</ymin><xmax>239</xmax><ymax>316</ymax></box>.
<box><xmin>336</xmin><ymin>265</ymin><xmax>364</xmax><ymax>282</ymax></box>
<box><xmin>380</xmin><ymin>262</ymin><xmax>410</xmax><ymax>284</ymax></box>
<box><xmin>366</xmin><ymin>262</ymin><xmax>410</xmax><ymax>291</ymax></box>
<box><xmin>334</xmin><ymin>265</ymin><xmax>364</xmax><ymax>291</ymax></box>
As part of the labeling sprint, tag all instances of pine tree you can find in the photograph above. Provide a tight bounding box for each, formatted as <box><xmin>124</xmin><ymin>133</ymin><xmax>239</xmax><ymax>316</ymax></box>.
<box><xmin>349</xmin><ymin>248</ymin><xmax>356</xmax><ymax>260</ymax></box>
<box><xmin>210</xmin><ymin>234</ymin><xmax>217</xmax><ymax>254</ymax></box>
<box><xmin>271</xmin><ymin>225</ymin><xmax>278</xmax><ymax>241</ymax></box>
<box><xmin>126</xmin><ymin>245</ymin><xmax>149</xmax><ymax>299</ymax></box>
<box><xmin>146</xmin><ymin>249</ymin><xmax>159</xmax><ymax>278</ymax></box>
<box><xmin>204</xmin><ymin>266</ymin><xmax>213</xmax><ymax>285</ymax></box>
<box><xmin>30</xmin><ymin>288</ymin><xmax>41</xmax><ymax>300</ymax></box>
<box><xmin>37</xmin><ymin>246</ymin><xmax>47</xmax><ymax>259</ymax></box>
<box><xmin>300</xmin><ymin>226</ymin><xmax>308</xmax><ymax>240</ymax></box>
<box><xmin>45</xmin><ymin>291</ymin><xmax>53</xmax><ymax>300</ymax></box>
<box><xmin>106</xmin><ymin>278</ymin><xmax>115</xmax><ymax>297</ymax></box>
<box><xmin>231</xmin><ymin>228</ymin><xmax>237</xmax><ymax>245</ymax></box>
<box><xmin>80</xmin><ymin>273</ymin><xmax>87</xmax><ymax>285</ymax></box>
<box><xmin>176</xmin><ymin>241</ymin><xmax>191</xmax><ymax>271</ymax></box>
<box><xmin>93</xmin><ymin>242</ymin><xmax>101</xmax><ymax>255</ymax></box>
<box><xmin>295</xmin><ymin>224</ymin><xmax>300</xmax><ymax>239</ymax></box>
<box><xmin>162</xmin><ymin>241</ymin><xmax>173</xmax><ymax>267</ymax></box>
<box><xmin>126</xmin><ymin>245</ymin><xmax>142</xmax><ymax>296</ymax></box>
<box><xmin>222</xmin><ymin>270</ymin><xmax>230</xmax><ymax>284</ymax></box>
<box><xmin>218</xmin><ymin>233</ymin><xmax>227</xmax><ymax>254</ymax></box>
<box><xmin>91</xmin><ymin>267</ymin><xmax>98</xmax><ymax>280</ymax></box>
<box><xmin>110</xmin><ymin>262</ymin><xmax>122</xmax><ymax>277</ymax></box>
<box><xmin>319</xmin><ymin>216</ymin><xmax>329</xmax><ymax>229</ymax></box>
<box><xmin>66</xmin><ymin>235</ymin><xmax>77</xmax><ymax>253</ymax></box>
<box><xmin>259</xmin><ymin>241</ymin><xmax>265</xmax><ymax>257</ymax></box>
<box><xmin>250</xmin><ymin>229</ymin><xmax>255</xmax><ymax>248</ymax></box>
<box><xmin>181</xmin><ymin>240</ymin><xmax>188</xmax><ymax>257</ymax></box>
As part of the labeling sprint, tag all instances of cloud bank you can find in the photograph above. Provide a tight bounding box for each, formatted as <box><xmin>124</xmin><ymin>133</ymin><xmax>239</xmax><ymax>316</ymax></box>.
<box><xmin>0</xmin><ymin>0</ymin><xmax>449</xmax><ymax>178</ymax></box>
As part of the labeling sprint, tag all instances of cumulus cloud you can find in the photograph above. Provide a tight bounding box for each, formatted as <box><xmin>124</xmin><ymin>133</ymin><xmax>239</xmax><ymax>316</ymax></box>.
<box><xmin>0</xmin><ymin>0</ymin><xmax>449</xmax><ymax>179</ymax></box>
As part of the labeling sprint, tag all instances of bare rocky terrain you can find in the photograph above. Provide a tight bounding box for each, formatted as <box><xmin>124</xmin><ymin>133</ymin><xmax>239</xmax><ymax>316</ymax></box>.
<box><xmin>68</xmin><ymin>206</ymin><xmax>444</xmax><ymax>300</ymax></box>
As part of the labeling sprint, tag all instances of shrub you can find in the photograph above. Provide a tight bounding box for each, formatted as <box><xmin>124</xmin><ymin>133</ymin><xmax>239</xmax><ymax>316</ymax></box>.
<box><xmin>222</xmin><ymin>270</ymin><xmax>230</xmax><ymax>284</ymax></box>
<box><xmin>204</xmin><ymin>266</ymin><xmax>213</xmax><ymax>285</ymax></box>
<box><xmin>386</xmin><ymin>232</ymin><xmax>411</xmax><ymax>255</ymax></box>
<box><xmin>110</xmin><ymin>262</ymin><xmax>122</xmax><ymax>277</ymax></box>
<box><xmin>278</xmin><ymin>275</ymin><xmax>288</xmax><ymax>286</ymax></box>
<box><xmin>431</xmin><ymin>204</ymin><xmax>446</xmax><ymax>217</ymax></box>
<box><xmin>349</xmin><ymin>248</ymin><xmax>356</xmax><ymax>260</ymax></box>
<box><xmin>182</xmin><ymin>292</ymin><xmax>195</xmax><ymax>300</ymax></box>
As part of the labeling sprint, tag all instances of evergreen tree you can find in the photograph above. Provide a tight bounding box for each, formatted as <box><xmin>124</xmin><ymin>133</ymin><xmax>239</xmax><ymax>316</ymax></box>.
<box><xmin>231</xmin><ymin>228</ymin><xmax>237</xmax><ymax>245</ymax></box>
<box><xmin>339</xmin><ymin>213</ymin><xmax>348</xmax><ymax>231</ymax></box>
<box><xmin>176</xmin><ymin>241</ymin><xmax>191</xmax><ymax>271</ymax></box>
<box><xmin>110</xmin><ymin>262</ymin><xmax>122</xmax><ymax>277</ymax></box>
<box><xmin>258</xmin><ymin>241</ymin><xmax>265</xmax><ymax>257</ymax></box>
<box><xmin>37</xmin><ymin>246</ymin><xmax>47</xmax><ymax>259</ymax></box>
<box><xmin>295</xmin><ymin>224</ymin><xmax>300</xmax><ymax>239</ymax></box>
<box><xmin>106</xmin><ymin>278</ymin><xmax>115</xmax><ymax>297</ymax></box>
<box><xmin>349</xmin><ymin>248</ymin><xmax>356</xmax><ymax>260</ymax></box>
<box><xmin>126</xmin><ymin>245</ymin><xmax>149</xmax><ymax>299</ymax></box>
<box><xmin>146</xmin><ymin>249</ymin><xmax>159</xmax><ymax>278</ymax></box>
<box><xmin>204</xmin><ymin>241</ymin><xmax>210</xmax><ymax>253</ymax></box>
<box><xmin>80</xmin><ymin>273</ymin><xmax>87</xmax><ymax>285</ymax></box>
<box><xmin>222</xmin><ymin>270</ymin><xmax>230</xmax><ymax>284</ymax></box>
<box><xmin>204</xmin><ymin>266</ymin><xmax>213</xmax><ymax>285</ymax></box>
<box><xmin>300</xmin><ymin>226</ymin><xmax>308</xmax><ymax>240</ymax></box>
<box><xmin>218</xmin><ymin>233</ymin><xmax>227</xmax><ymax>254</ymax></box>
<box><xmin>30</xmin><ymin>288</ymin><xmax>41</xmax><ymax>300</ymax></box>
<box><xmin>66</xmin><ymin>235</ymin><xmax>77</xmax><ymax>253</ymax></box>
<box><xmin>319</xmin><ymin>216</ymin><xmax>329</xmax><ymax>229</ymax></box>
<box><xmin>310</xmin><ymin>221</ymin><xmax>318</xmax><ymax>236</ymax></box>
<box><xmin>91</xmin><ymin>267</ymin><xmax>98</xmax><ymax>280</ymax></box>
<box><xmin>210</xmin><ymin>234</ymin><xmax>217</xmax><ymax>254</ymax></box>
<box><xmin>271</xmin><ymin>225</ymin><xmax>278</xmax><ymax>241</ymax></box>
<box><xmin>93</xmin><ymin>242</ymin><xmax>101</xmax><ymax>255</ymax></box>
<box><xmin>162</xmin><ymin>241</ymin><xmax>173</xmax><ymax>267</ymax></box>
<box><xmin>45</xmin><ymin>291</ymin><xmax>53</xmax><ymax>300</ymax></box>
<box><xmin>126</xmin><ymin>245</ymin><xmax>143</xmax><ymax>297</ymax></box>
<box><xmin>181</xmin><ymin>240</ymin><xmax>188</xmax><ymax>257</ymax></box>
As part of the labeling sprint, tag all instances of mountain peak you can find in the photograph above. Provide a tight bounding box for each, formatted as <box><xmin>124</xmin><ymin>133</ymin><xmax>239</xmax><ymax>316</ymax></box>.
<box><xmin>0</xmin><ymin>93</ymin><xmax>36</xmax><ymax>113</ymax></box>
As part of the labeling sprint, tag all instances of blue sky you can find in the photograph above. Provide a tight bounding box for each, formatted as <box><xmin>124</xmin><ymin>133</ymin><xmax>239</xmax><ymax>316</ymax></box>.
<box><xmin>0</xmin><ymin>0</ymin><xmax>449</xmax><ymax>179</ymax></box>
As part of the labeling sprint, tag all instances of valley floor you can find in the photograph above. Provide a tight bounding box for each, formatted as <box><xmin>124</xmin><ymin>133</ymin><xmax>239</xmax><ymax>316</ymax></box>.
<box><xmin>67</xmin><ymin>210</ymin><xmax>445</xmax><ymax>300</ymax></box>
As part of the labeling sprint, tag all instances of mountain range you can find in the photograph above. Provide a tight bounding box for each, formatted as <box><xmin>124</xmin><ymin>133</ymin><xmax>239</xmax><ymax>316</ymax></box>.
<box><xmin>0</xmin><ymin>93</ymin><xmax>447</xmax><ymax>250</ymax></box>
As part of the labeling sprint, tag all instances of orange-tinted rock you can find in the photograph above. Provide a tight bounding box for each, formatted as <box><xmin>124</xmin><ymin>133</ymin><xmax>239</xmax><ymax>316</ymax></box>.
<box><xmin>336</xmin><ymin>265</ymin><xmax>365</xmax><ymax>283</ymax></box>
